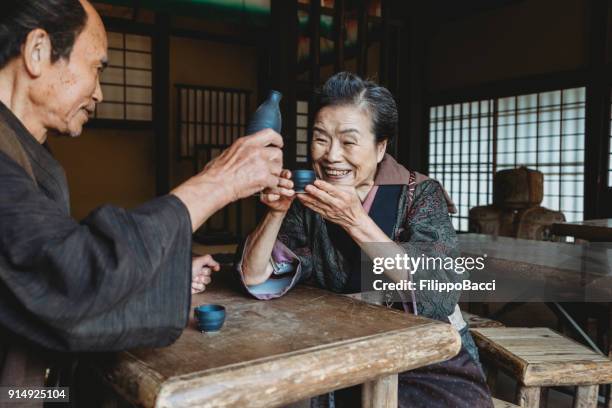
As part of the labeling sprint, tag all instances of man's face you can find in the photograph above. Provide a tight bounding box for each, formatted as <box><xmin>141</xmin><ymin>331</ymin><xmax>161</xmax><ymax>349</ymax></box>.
<box><xmin>32</xmin><ymin>2</ymin><xmax>107</xmax><ymax>137</ymax></box>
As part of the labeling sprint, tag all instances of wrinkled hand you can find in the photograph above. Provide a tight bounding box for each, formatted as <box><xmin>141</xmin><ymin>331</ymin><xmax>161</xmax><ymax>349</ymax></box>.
<box><xmin>260</xmin><ymin>169</ymin><xmax>295</xmax><ymax>213</ymax></box>
<box><xmin>171</xmin><ymin>129</ymin><xmax>283</xmax><ymax>232</ymax></box>
<box><xmin>297</xmin><ymin>179</ymin><xmax>368</xmax><ymax>232</ymax></box>
<box><xmin>191</xmin><ymin>254</ymin><xmax>220</xmax><ymax>294</ymax></box>
<box><xmin>203</xmin><ymin>129</ymin><xmax>284</xmax><ymax>202</ymax></box>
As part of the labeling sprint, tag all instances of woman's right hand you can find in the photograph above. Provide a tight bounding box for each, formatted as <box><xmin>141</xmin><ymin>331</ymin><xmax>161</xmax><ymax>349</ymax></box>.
<box><xmin>260</xmin><ymin>169</ymin><xmax>295</xmax><ymax>213</ymax></box>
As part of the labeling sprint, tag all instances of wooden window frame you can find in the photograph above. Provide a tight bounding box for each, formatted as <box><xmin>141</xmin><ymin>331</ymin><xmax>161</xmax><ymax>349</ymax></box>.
<box><xmin>428</xmin><ymin>79</ymin><xmax>589</xmax><ymax>231</ymax></box>
<box><xmin>87</xmin><ymin>18</ymin><xmax>155</xmax><ymax>129</ymax></box>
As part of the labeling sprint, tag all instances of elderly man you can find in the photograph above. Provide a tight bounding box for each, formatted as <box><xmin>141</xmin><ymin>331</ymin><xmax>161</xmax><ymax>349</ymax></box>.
<box><xmin>0</xmin><ymin>0</ymin><xmax>283</xmax><ymax>390</ymax></box>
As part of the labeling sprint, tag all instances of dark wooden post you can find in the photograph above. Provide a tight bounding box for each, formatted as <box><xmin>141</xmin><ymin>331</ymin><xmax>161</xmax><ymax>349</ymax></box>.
<box><xmin>309</xmin><ymin>0</ymin><xmax>321</xmax><ymax>86</ymax></box>
<box><xmin>379</xmin><ymin>0</ymin><xmax>391</xmax><ymax>85</ymax></box>
<box><xmin>397</xmin><ymin>5</ymin><xmax>428</xmax><ymax>172</ymax></box>
<box><xmin>153</xmin><ymin>12</ymin><xmax>171</xmax><ymax>195</ymax></box>
<box><xmin>307</xmin><ymin>0</ymin><xmax>322</xmax><ymax>163</ymax></box>
<box><xmin>271</xmin><ymin>0</ymin><xmax>298</xmax><ymax>169</ymax></box>
<box><xmin>357</xmin><ymin>0</ymin><xmax>369</xmax><ymax>77</ymax></box>
<box><xmin>333</xmin><ymin>0</ymin><xmax>345</xmax><ymax>73</ymax></box>
<box><xmin>584</xmin><ymin>0</ymin><xmax>611</xmax><ymax>219</ymax></box>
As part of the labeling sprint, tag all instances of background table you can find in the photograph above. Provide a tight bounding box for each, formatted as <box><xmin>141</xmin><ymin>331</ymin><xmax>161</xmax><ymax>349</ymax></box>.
<box><xmin>458</xmin><ymin>233</ymin><xmax>612</xmax><ymax>356</ymax></box>
<box><xmin>458</xmin><ymin>233</ymin><xmax>612</xmax><ymax>297</ymax></box>
<box><xmin>458</xmin><ymin>233</ymin><xmax>612</xmax><ymax>407</ymax></box>
<box><xmin>552</xmin><ymin>218</ymin><xmax>612</xmax><ymax>242</ymax></box>
<box><xmin>91</xmin><ymin>279</ymin><xmax>461</xmax><ymax>408</ymax></box>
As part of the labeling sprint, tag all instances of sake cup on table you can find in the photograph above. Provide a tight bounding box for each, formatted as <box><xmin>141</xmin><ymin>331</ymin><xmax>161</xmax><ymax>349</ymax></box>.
<box><xmin>194</xmin><ymin>304</ymin><xmax>226</xmax><ymax>332</ymax></box>
<box><xmin>291</xmin><ymin>169</ymin><xmax>316</xmax><ymax>193</ymax></box>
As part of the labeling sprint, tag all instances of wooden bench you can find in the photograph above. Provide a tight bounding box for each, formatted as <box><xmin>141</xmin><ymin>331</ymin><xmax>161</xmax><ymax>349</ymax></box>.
<box><xmin>472</xmin><ymin>327</ymin><xmax>612</xmax><ymax>408</ymax></box>
<box><xmin>493</xmin><ymin>398</ymin><xmax>520</xmax><ymax>408</ymax></box>
<box><xmin>462</xmin><ymin>311</ymin><xmax>504</xmax><ymax>328</ymax></box>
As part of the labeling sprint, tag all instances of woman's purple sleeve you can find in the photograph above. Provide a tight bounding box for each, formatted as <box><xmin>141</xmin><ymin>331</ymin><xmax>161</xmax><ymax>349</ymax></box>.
<box><xmin>234</xmin><ymin>235</ymin><xmax>304</xmax><ymax>300</ymax></box>
<box><xmin>234</xmin><ymin>201</ymin><xmax>313</xmax><ymax>299</ymax></box>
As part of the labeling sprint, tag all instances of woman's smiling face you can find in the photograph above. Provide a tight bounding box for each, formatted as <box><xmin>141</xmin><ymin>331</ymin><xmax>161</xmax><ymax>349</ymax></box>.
<box><xmin>311</xmin><ymin>104</ymin><xmax>387</xmax><ymax>198</ymax></box>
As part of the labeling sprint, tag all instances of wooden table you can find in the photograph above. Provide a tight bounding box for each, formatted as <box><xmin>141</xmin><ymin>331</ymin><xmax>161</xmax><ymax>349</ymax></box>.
<box><xmin>92</xmin><ymin>280</ymin><xmax>461</xmax><ymax>408</ymax></box>
<box><xmin>458</xmin><ymin>233</ymin><xmax>612</xmax><ymax>295</ymax></box>
<box><xmin>552</xmin><ymin>218</ymin><xmax>612</xmax><ymax>242</ymax></box>
<box><xmin>458</xmin><ymin>233</ymin><xmax>612</xmax><ymax>354</ymax></box>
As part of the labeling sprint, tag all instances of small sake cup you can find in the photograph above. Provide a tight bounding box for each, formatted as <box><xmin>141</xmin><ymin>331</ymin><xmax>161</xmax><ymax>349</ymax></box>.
<box><xmin>292</xmin><ymin>169</ymin><xmax>316</xmax><ymax>193</ymax></box>
<box><xmin>194</xmin><ymin>304</ymin><xmax>226</xmax><ymax>332</ymax></box>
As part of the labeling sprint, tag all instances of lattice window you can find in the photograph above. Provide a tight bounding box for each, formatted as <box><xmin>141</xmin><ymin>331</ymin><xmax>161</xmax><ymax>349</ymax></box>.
<box><xmin>177</xmin><ymin>85</ymin><xmax>250</xmax><ymax>164</ymax></box>
<box><xmin>429</xmin><ymin>101</ymin><xmax>494</xmax><ymax>232</ymax></box>
<box><xmin>429</xmin><ymin>87</ymin><xmax>586</xmax><ymax>232</ymax></box>
<box><xmin>296</xmin><ymin>100</ymin><xmax>309</xmax><ymax>163</ymax></box>
<box><xmin>94</xmin><ymin>32</ymin><xmax>152</xmax><ymax>121</ymax></box>
<box><xmin>177</xmin><ymin>85</ymin><xmax>251</xmax><ymax>242</ymax></box>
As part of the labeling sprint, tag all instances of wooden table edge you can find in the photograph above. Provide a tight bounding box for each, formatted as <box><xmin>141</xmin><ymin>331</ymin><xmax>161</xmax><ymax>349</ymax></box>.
<box><xmin>156</xmin><ymin>321</ymin><xmax>460</xmax><ymax>408</ymax></box>
<box><xmin>102</xmin><ymin>321</ymin><xmax>460</xmax><ymax>408</ymax></box>
<box><xmin>551</xmin><ymin>222</ymin><xmax>612</xmax><ymax>241</ymax></box>
<box><xmin>523</xmin><ymin>361</ymin><xmax>612</xmax><ymax>386</ymax></box>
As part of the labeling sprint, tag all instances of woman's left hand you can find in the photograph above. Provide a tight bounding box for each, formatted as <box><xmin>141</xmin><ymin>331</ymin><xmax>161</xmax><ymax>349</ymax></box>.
<box><xmin>191</xmin><ymin>254</ymin><xmax>221</xmax><ymax>294</ymax></box>
<box><xmin>297</xmin><ymin>179</ymin><xmax>368</xmax><ymax>232</ymax></box>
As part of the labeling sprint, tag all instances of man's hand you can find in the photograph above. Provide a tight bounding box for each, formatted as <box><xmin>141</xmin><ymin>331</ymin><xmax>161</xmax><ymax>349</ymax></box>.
<box><xmin>191</xmin><ymin>254</ymin><xmax>220</xmax><ymax>294</ymax></box>
<box><xmin>172</xmin><ymin>129</ymin><xmax>284</xmax><ymax>231</ymax></box>
<box><xmin>203</xmin><ymin>129</ymin><xmax>284</xmax><ymax>202</ymax></box>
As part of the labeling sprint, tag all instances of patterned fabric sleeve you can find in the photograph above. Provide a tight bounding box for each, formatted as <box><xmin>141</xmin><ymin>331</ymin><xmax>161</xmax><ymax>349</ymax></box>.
<box><xmin>234</xmin><ymin>201</ymin><xmax>314</xmax><ymax>299</ymax></box>
<box><xmin>398</xmin><ymin>179</ymin><xmax>463</xmax><ymax>321</ymax></box>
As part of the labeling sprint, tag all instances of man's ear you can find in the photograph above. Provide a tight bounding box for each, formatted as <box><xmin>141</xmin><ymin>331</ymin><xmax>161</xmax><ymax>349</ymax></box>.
<box><xmin>376</xmin><ymin>139</ymin><xmax>388</xmax><ymax>163</ymax></box>
<box><xmin>22</xmin><ymin>29</ymin><xmax>52</xmax><ymax>78</ymax></box>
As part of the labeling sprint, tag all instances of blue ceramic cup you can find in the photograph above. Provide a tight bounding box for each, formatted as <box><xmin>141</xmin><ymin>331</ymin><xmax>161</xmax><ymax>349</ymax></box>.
<box><xmin>292</xmin><ymin>169</ymin><xmax>316</xmax><ymax>193</ymax></box>
<box><xmin>194</xmin><ymin>304</ymin><xmax>226</xmax><ymax>332</ymax></box>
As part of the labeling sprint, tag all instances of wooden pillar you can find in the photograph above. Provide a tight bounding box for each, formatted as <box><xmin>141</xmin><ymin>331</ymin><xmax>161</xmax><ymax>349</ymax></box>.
<box><xmin>516</xmin><ymin>385</ymin><xmax>541</xmax><ymax>408</ymax></box>
<box><xmin>333</xmin><ymin>0</ymin><xmax>345</xmax><ymax>73</ymax></box>
<box><xmin>397</xmin><ymin>5</ymin><xmax>428</xmax><ymax>172</ymax></box>
<box><xmin>153</xmin><ymin>13</ymin><xmax>171</xmax><ymax>195</ymax></box>
<box><xmin>362</xmin><ymin>374</ymin><xmax>398</xmax><ymax>408</ymax></box>
<box><xmin>309</xmin><ymin>0</ymin><xmax>321</xmax><ymax>86</ymax></box>
<box><xmin>357</xmin><ymin>0</ymin><xmax>369</xmax><ymax>77</ymax></box>
<box><xmin>270</xmin><ymin>0</ymin><xmax>298</xmax><ymax>169</ymax></box>
<box><xmin>583</xmin><ymin>0</ymin><xmax>610</xmax><ymax>219</ymax></box>
<box><xmin>573</xmin><ymin>385</ymin><xmax>599</xmax><ymax>408</ymax></box>
<box><xmin>307</xmin><ymin>0</ymin><xmax>321</xmax><ymax>163</ymax></box>
<box><xmin>379</xmin><ymin>0</ymin><xmax>391</xmax><ymax>85</ymax></box>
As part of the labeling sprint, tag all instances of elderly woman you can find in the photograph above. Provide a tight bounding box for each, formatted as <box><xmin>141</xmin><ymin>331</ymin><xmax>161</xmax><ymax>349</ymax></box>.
<box><xmin>235</xmin><ymin>72</ymin><xmax>492</xmax><ymax>407</ymax></box>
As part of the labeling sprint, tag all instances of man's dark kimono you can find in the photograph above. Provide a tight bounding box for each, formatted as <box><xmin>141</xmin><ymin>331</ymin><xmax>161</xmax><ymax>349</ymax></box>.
<box><xmin>0</xmin><ymin>101</ymin><xmax>192</xmax><ymax>388</ymax></box>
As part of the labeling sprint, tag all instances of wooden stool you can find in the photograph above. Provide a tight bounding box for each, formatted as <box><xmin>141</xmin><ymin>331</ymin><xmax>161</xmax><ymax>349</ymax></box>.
<box><xmin>472</xmin><ymin>327</ymin><xmax>612</xmax><ymax>408</ymax></box>
<box><xmin>493</xmin><ymin>398</ymin><xmax>520</xmax><ymax>408</ymax></box>
<box><xmin>462</xmin><ymin>311</ymin><xmax>504</xmax><ymax>328</ymax></box>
